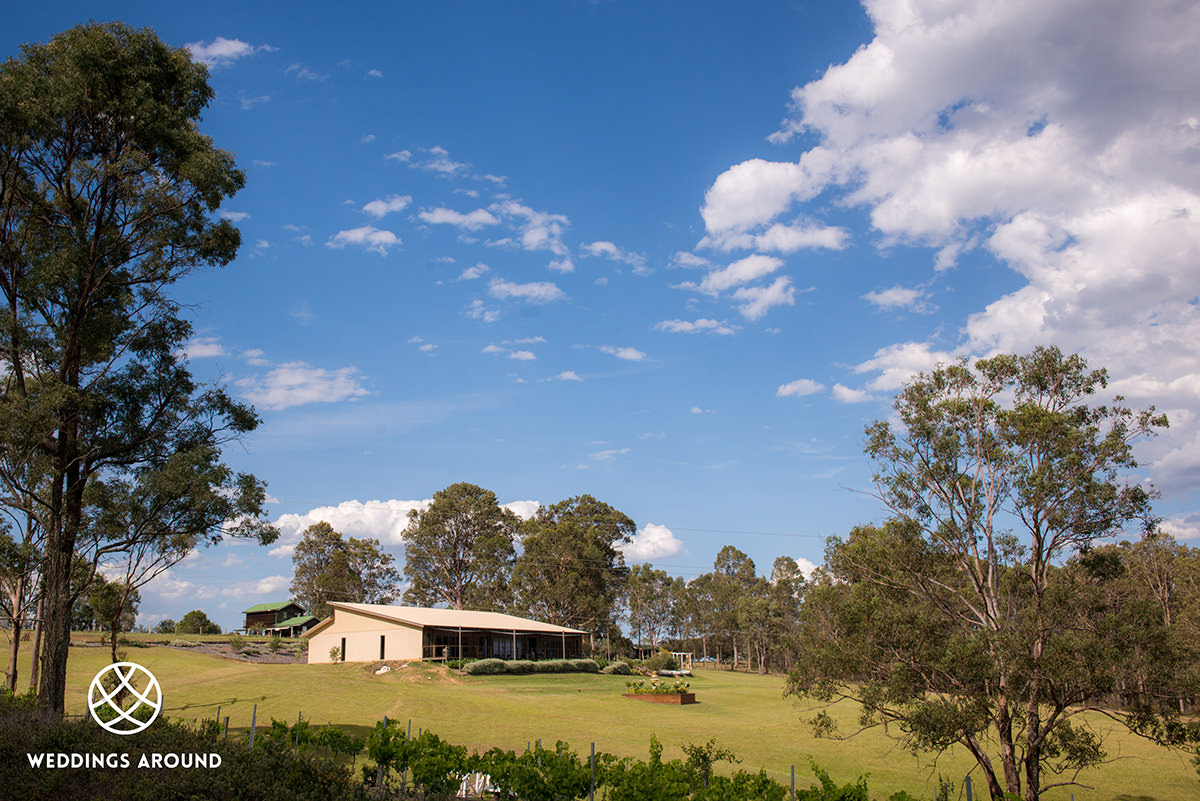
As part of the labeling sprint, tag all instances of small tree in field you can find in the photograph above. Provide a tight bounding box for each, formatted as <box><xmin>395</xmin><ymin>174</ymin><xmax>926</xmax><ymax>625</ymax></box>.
<box><xmin>787</xmin><ymin>346</ymin><xmax>1199</xmax><ymax>800</ymax></box>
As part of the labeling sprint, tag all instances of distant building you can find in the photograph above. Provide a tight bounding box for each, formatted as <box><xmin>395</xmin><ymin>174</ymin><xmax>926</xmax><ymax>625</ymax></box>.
<box><xmin>304</xmin><ymin>602</ymin><xmax>587</xmax><ymax>664</ymax></box>
<box><xmin>241</xmin><ymin>601</ymin><xmax>318</xmax><ymax>637</ymax></box>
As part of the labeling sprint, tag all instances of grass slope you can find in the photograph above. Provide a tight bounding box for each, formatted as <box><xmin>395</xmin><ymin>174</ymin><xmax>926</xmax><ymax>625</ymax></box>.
<box><xmin>23</xmin><ymin>642</ymin><xmax>1198</xmax><ymax>800</ymax></box>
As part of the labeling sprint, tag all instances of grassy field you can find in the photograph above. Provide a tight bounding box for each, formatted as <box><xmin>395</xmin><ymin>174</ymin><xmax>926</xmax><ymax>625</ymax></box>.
<box><xmin>2</xmin><ymin>635</ymin><xmax>1194</xmax><ymax>800</ymax></box>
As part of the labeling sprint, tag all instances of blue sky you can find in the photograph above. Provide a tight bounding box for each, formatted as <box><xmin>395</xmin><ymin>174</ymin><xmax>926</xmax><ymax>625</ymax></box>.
<box><xmin>7</xmin><ymin>1</ymin><xmax>1200</xmax><ymax>632</ymax></box>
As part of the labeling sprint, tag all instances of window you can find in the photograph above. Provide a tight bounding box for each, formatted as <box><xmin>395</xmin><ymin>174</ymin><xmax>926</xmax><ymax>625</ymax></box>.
<box><xmin>340</xmin><ymin>637</ymin><xmax>346</xmax><ymax>662</ymax></box>
<box><xmin>380</xmin><ymin>635</ymin><xmax>386</xmax><ymax>660</ymax></box>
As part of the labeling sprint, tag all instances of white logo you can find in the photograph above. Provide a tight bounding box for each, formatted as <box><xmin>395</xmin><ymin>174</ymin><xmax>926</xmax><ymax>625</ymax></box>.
<box><xmin>87</xmin><ymin>662</ymin><xmax>163</xmax><ymax>735</ymax></box>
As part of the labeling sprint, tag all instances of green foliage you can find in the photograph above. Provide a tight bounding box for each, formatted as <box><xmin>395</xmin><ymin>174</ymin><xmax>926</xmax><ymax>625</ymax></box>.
<box><xmin>226</xmin><ymin>632</ymin><xmax>246</xmax><ymax>652</ymax></box>
<box><xmin>329</xmin><ymin>645</ymin><xmax>342</xmax><ymax>663</ymax></box>
<box><xmin>603</xmin><ymin>661</ymin><xmax>633</xmax><ymax>675</ymax></box>
<box><xmin>402</xmin><ymin>483</ymin><xmax>518</xmax><ymax>610</ymax></box>
<box><xmin>153</xmin><ymin>619</ymin><xmax>176</xmax><ymax>634</ymax></box>
<box><xmin>0</xmin><ymin>694</ymin><xmax>365</xmax><ymax>800</ymax></box>
<box><xmin>268</xmin><ymin>635</ymin><xmax>283</xmax><ymax>653</ymax></box>
<box><xmin>463</xmin><ymin>657</ymin><xmax>508</xmax><ymax>675</ymax></box>
<box><xmin>290</xmin><ymin>521</ymin><xmax>399</xmax><ymax>619</ymax></box>
<box><xmin>176</xmin><ymin>609</ymin><xmax>222</xmax><ymax>635</ymax></box>
<box><xmin>570</xmin><ymin>658</ymin><xmax>600</xmax><ymax>672</ymax></box>
<box><xmin>647</xmin><ymin>650</ymin><xmax>681</xmax><ymax>672</ymax></box>
<box><xmin>627</xmin><ymin>678</ymin><xmax>691</xmax><ymax>694</ymax></box>
<box><xmin>483</xmin><ymin>740</ymin><xmax>591</xmax><ymax>801</ymax></box>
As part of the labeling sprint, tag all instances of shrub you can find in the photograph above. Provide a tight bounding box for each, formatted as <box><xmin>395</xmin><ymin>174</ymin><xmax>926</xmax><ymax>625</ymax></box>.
<box><xmin>533</xmin><ymin>659</ymin><xmax>570</xmax><ymax>673</ymax></box>
<box><xmin>227</xmin><ymin>632</ymin><xmax>246</xmax><ymax>652</ymax></box>
<box><xmin>464</xmin><ymin>658</ymin><xmax>508</xmax><ymax>675</ymax></box>
<box><xmin>168</xmin><ymin>639</ymin><xmax>201</xmax><ymax>648</ymax></box>
<box><xmin>602</xmin><ymin>662</ymin><xmax>633</xmax><ymax>675</ymax></box>
<box><xmin>268</xmin><ymin>635</ymin><xmax>283</xmax><ymax>653</ymax></box>
<box><xmin>646</xmin><ymin>650</ymin><xmax>680</xmax><ymax>673</ymax></box>
<box><xmin>570</xmin><ymin>659</ymin><xmax>600</xmax><ymax>673</ymax></box>
<box><xmin>329</xmin><ymin>645</ymin><xmax>343</xmax><ymax>663</ymax></box>
<box><xmin>509</xmin><ymin>660</ymin><xmax>537</xmax><ymax>674</ymax></box>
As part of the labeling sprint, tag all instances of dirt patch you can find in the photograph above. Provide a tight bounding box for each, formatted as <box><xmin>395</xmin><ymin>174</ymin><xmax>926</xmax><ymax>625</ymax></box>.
<box><xmin>159</xmin><ymin>642</ymin><xmax>306</xmax><ymax>664</ymax></box>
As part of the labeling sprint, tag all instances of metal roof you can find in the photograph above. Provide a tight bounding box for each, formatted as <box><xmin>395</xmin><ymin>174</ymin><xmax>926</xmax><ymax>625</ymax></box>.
<box><xmin>310</xmin><ymin>602</ymin><xmax>587</xmax><ymax>636</ymax></box>
<box><xmin>242</xmin><ymin>601</ymin><xmax>302</xmax><ymax>614</ymax></box>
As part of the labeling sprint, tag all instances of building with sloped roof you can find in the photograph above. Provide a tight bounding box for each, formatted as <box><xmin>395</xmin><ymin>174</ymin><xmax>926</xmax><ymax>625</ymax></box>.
<box><xmin>303</xmin><ymin>602</ymin><xmax>587</xmax><ymax>664</ymax></box>
<box><xmin>242</xmin><ymin>601</ymin><xmax>306</xmax><ymax>632</ymax></box>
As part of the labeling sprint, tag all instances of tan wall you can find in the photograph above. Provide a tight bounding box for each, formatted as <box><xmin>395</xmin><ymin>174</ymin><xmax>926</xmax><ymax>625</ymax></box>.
<box><xmin>307</xmin><ymin>610</ymin><xmax>423</xmax><ymax>664</ymax></box>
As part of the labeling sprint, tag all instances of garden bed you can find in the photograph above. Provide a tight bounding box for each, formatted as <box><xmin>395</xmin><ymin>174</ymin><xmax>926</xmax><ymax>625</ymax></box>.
<box><xmin>624</xmin><ymin>692</ymin><xmax>697</xmax><ymax>705</ymax></box>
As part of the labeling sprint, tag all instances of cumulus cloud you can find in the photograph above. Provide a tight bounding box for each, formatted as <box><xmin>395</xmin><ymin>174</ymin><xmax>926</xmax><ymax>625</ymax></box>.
<box><xmin>186</xmin><ymin>37</ymin><xmax>269</xmax><ymax>68</ymax></box>
<box><xmin>488</xmin><ymin>199</ymin><xmax>570</xmax><ymax>256</ymax></box>
<box><xmin>777</xmin><ymin>378</ymin><xmax>826</xmax><ymax>398</ymax></box>
<box><xmin>590</xmin><ymin>448</ymin><xmax>630</xmax><ymax>461</ymax></box>
<box><xmin>362</xmin><ymin>195</ymin><xmax>412</xmax><ymax>218</ymax></box>
<box><xmin>457</xmin><ymin>263</ymin><xmax>490</xmax><ymax>281</ymax></box>
<box><xmin>732</xmin><ymin>276</ymin><xmax>797</xmax><ymax>320</ymax></box>
<box><xmin>547</xmin><ymin>258</ymin><xmax>575</xmax><ymax>273</ymax></box>
<box><xmin>581</xmin><ymin>240</ymin><xmax>647</xmax><ymax>271</ymax></box>
<box><xmin>488</xmin><ymin>278</ymin><xmax>567</xmax><ymax>304</ymax></box>
<box><xmin>831</xmin><ymin>383</ymin><xmax>875</xmax><ymax>404</ymax></box>
<box><xmin>326</xmin><ymin>226</ymin><xmax>401</xmax><ymax>255</ymax></box>
<box><xmin>862</xmin><ymin>285</ymin><xmax>933</xmax><ymax>312</ymax></box>
<box><xmin>697</xmin><ymin>255</ymin><xmax>785</xmax><ymax>295</ymax></box>
<box><xmin>237</xmin><ymin>362</ymin><xmax>370</xmax><ymax>410</ymax></box>
<box><xmin>219</xmin><ymin>209</ymin><xmax>250</xmax><ymax>222</ymax></box>
<box><xmin>556</xmin><ymin>371</ymin><xmax>583</xmax><ymax>382</ymax></box>
<box><xmin>654</xmin><ymin>319</ymin><xmax>739</xmax><ymax>336</ymax></box>
<box><xmin>181</xmin><ymin>336</ymin><xmax>226</xmax><ymax>359</ymax></box>
<box><xmin>503</xmin><ymin>501</ymin><xmax>541</xmax><ymax>520</ymax></box>
<box><xmin>618</xmin><ymin>524</ymin><xmax>684</xmax><ymax>562</ymax></box>
<box><xmin>274</xmin><ymin>499</ymin><xmax>428</xmax><ymax>547</ymax></box>
<box><xmin>599</xmin><ymin>346</ymin><xmax>648</xmax><ymax>362</ymax></box>
<box><xmin>509</xmin><ymin>350</ymin><xmax>536</xmax><ymax>361</ymax></box>
<box><xmin>419</xmin><ymin>207</ymin><xmax>500</xmax><ymax>230</ymax></box>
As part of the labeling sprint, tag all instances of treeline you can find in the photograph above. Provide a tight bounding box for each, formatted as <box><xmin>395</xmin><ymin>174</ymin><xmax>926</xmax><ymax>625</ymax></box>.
<box><xmin>289</xmin><ymin>482</ymin><xmax>813</xmax><ymax>672</ymax></box>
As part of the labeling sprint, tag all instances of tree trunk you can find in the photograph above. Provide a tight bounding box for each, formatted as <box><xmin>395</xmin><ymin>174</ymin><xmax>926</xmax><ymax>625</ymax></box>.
<box><xmin>5</xmin><ymin>574</ymin><xmax>24</xmax><ymax>691</ymax></box>
<box><xmin>29</xmin><ymin>595</ymin><xmax>43</xmax><ymax>692</ymax></box>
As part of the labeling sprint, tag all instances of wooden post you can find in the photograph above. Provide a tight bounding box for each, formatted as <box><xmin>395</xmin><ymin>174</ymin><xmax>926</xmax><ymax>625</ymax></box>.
<box><xmin>590</xmin><ymin>742</ymin><xmax>595</xmax><ymax>801</ymax></box>
<box><xmin>223</xmin><ymin>716</ymin><xmax>229</xmax><ymax>740</ymax></box>
<box><xmin>458</xmin><ymin>626</ymin><xmax>462</xmax><ymax>660</ymax></box>
<box><xmin>561</xmin><ymin>631</ymin><xmax>566</xmax><ymax>659</ymax></box>
<box><xmin>249</xmin><ymin>704</ymin><xmax>257</xmax><ymax>748</ymax></box>
<box><xmin>791</xmin><ymin>765</ymin><xmax>795</xmax><ymax>801</ymax></box>
<box><xmin>965</xmin><ymin>775</ymin><xmax>973</xmax><ymax>801</ymax></box>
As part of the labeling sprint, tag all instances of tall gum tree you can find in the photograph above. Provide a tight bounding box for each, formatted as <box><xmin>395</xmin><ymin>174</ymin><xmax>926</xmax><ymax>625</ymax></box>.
<box><xmin>786</xmin><ymin>347</ymin><xmax>1197</xmax><ymax>800</ymax></box>
<box><xmin>0</xmin><ymin>23</ymin><xmax>270</xmax><ymax>714</ymax></box>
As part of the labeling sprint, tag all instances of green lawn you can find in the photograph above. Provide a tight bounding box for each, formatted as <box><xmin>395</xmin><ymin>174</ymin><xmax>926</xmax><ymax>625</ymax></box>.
<box><xmin>14</xmin><ymin>640</ymin><xmax>1197</xmax><ymax>800</ymax></box>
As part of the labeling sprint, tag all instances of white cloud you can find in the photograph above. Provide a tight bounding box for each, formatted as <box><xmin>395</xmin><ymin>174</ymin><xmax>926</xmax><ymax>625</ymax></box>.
<box><xmin>466</xmin><ymin>300</ymin><xmax>500</xmax><ymax>323</ymax></box>
<box><xmin>412</xmin><ymin>145</ymin><xmax>470</xmax><ymax>176</ymax></box>
<box><xmin>777</xmin><ymin>378</ymin><xmax>826</xmax><ymax>398</ymax></box>
<box><xmin>219</xmin><ymin>209</ymin><xmax>250</xmax><ymax>222</ymax></box>
<box><xmin>186</xmin><ymin>37</ymin><xmax>267</xmax><ymax>68</ymax></box>
<box><xmin>509</xmin><ymin>350</ymin><xmax>536</xmax><ymax>361</ymax></box>
<box><xmin>361</xmin><ymin>134</ymin><xmax>376</xmax><ymax>143</ymax></box>
<box><xmin>732</xmin><ymin>276</ymin><xmax>797</xmax><ymax>320</ymax></box>
<box><xmin>181</xmin><ymin>336</ymin><xmax>226</xmax><ymax>358</ymax></box>
<box><xmin>547</xmin><ymin>258</ymin><xmax>575</xmax><ymax>273</ymax></box>
<box><xmin>275</xmin><ymin>499</ymin><xmax>430</xmax><ymax>547</ymax></box>
<box><xmin>386</xmin><ymin>150</ymin><xmax>412</xmax><ymax>163</ymax></box>
<box><xmin>599</xmin><ymin>346</ymin><xmax>648</xmax><ymax>362</ymax></box>
<box><xmin>853</xmin><ymin>342</ymin><xmax>955</xmax><ymax>392</ymax></box>
<box><xmin>362</xmin><ymin>195</ymin><xmax>412</xmax><ymax>218</ymax></box>
<box><xmin>655</xmin><ymin>318</ymin><xmax>739</xmax><ymax>336</ymax></box>
<box><xmin>326</xmin><ymin>226</ymin><xmax>401</xmax><ymax>255</ymax></box>
<box><xmin>690</xmin><ymin>406</ymin><xmax>716</xmax><ymax>414</ymax></box>
<box><xmin>489</xmin><ymin>278</ymin><xmax>567</xmax><ymax>304</ymax></box>
<box><xmin>222</xmin><ymin>575</ymin><xmax>292</xmax><ymax>598</ymax></box>
<box><xmin>831</xmin><ymin>383</ymin><xmax>875</xmax><ymax>404</ymax></box>
<box><xmin>581</xmin><ymin>240</ymin><xmax>646</xmax><ymax>270</ymax></box>
<box><xmin>143</xmin><ymin>573</ymin><xmax>215</xmax><ymax>601</ymax></box>
<box><xmin>698</xmin><ymin>255</ymin><xmax>785</xmax><ymax>295</ymax></box>
<box><xmin>366</xmin><ymin>69</ymin><xmax>384</xmax><ymax>78</ymax></box>
<box><xmin>862</xmin><ymin>285</ymin><xmax>932</xmax><ymax>312</ymax></box>
<box><xmin>590</xmin><ymin>448</ymin><xmax>630</xmax><ymax>461</ymax></box>
<box><xmin>489</xmin><ymin>199</ymin><xmax>570</xmax><ymax>256</ymax></box>
<box><xmin>238</xmin><ymin>362</ymin><xmax>370</xmax><ymax>410</ymax></box>
<box><xmin>284</xmin><ymin>63</ymin><xmax>328</xmax><ymax>81</ymax></box>
<box><xmin>618</xmin><ymin>524</ymin><xmax>684</xmax><ymax>562</ymax></box>
<box><xmin>419</xmin><ymin>207</ymin><xmax>500</xmax><ymax>230</ymax></box>
<box><xmin>556</xmin><ymin>371</ymin><xmax>583</xmax><ymax>382</ymax></box>
<box><xmin>503</xmin><ymin>501</ymin><xmax>541</xmax><ymax>520</ymax></box>
<box><xmin>457</xmin><ymin>263</ymin><xmax>490</xmax><ymax>281</ymax></box>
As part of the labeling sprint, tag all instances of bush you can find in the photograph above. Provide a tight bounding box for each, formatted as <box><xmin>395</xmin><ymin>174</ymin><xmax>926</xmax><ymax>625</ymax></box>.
<box><xmin>602</xmin><ymin>662</ymin><xmax>633</xmax><ymax>675</ymax></box>
<box><xmin>509</xmin><ymin>660</ymin><xmax>537</xmax><ymax>674</ymax></box>
<box><xmin>646</xmin><ymin>650</ymin><xmax>680</xmax><ymax>672</ymax></box>
<box><xmin>533</xmin><ymin>659</ymin><xmax>570</xmax><ymax>673</ymax></box>
<box><xmin>226</xmin><ymin>633</ymin><xmax>246</xmax><ymax>652</ymax></box>
<box><xmin>464</xmin><ymin>658</ymin><xmax>508</xmax><ymax>675</ymax></box>
<box><xmin>168</xmin><ymin>639</ymin><xmax>201</xmax><ymax>648</ymax></box>
<box><xmin>570</xmin><ymin>659</ymin><xmax>600</xmax><ymax>673</ymax></box>
<box><xmin>268</xmin><ymin>635</ymin><xmax>283</xmax><ymax>653</ymax></box>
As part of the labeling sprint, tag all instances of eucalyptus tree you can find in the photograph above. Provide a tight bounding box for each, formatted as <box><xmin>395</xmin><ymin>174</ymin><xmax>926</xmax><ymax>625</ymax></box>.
<box><xmin>291</xmin><ymin>521</ymin><xmax>400</xmax><ymax>618</ymax></box>
<box><xmin>786</xmin><ymin>347</ymin><xmax>1195</xmax><ymax>800</ymax></box>
<box><xmin>513</xmin><ymin>495</ymin><xmax>633</xmax><ymax>644</ymax></box>
<box><xmin>0</xmin><ymin>22</ymin><xmax>272</xmax><ymax>713</ymax></box>
<box><xmin>402</xmin><ymin>483</ymin><xmax>519</xmax><ymax>611</ymax></box>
